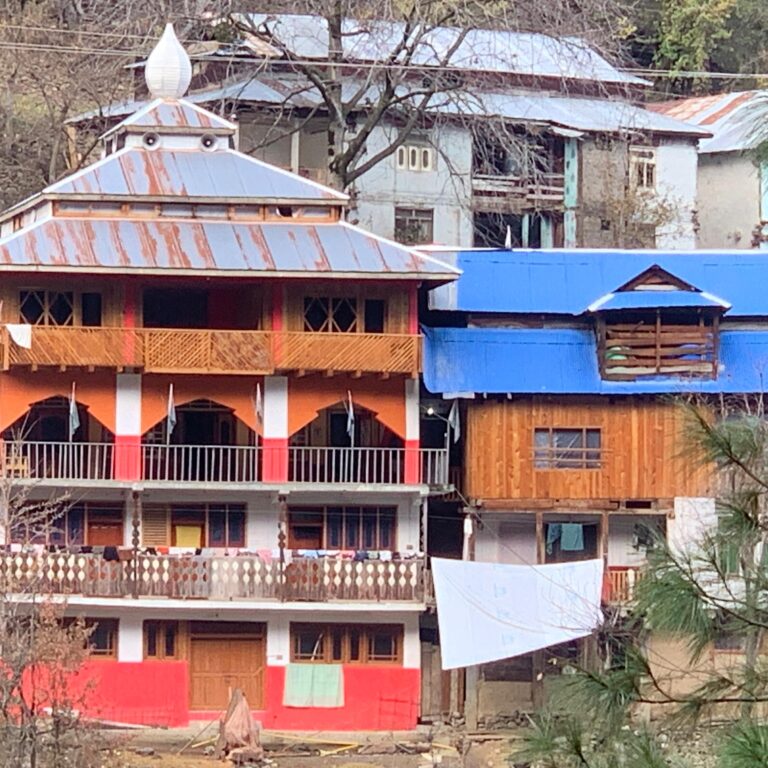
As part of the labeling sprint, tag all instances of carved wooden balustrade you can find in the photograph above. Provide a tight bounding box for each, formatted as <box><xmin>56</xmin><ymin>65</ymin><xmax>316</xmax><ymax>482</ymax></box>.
<box><xmin>0</xmin><ymin>552</ymin><xmax>427</xmax><ymax>602</ymax></box>
<box><xmin>0</xmin><ymin>327</ymin><xmax>421</xmax><ymax>375</ymax></box>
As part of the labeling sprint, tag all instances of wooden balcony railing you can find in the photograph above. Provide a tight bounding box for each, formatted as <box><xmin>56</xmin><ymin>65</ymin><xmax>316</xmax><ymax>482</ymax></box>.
<box><xmin>2</xmin><ymin>442</ymin><xmax>449</xmax><ymax>487</ymax></box>
<box><xmin>0</xmin><ymin>552</ymin><xmax>427</xmax><ymax>603</ymax></box>
<box><xmin>606</xmin><ymin>566</ymin><xmax>642</xmax><ymax>604</ymax></box>
<box><xmin>1</xmin><ymin>327</ymin><xmax>421</xmax><ymax>376</ymax></box>
<box><xmin>472</xmin><ymin>172</ymin><xmax>565</xmax><ymax>206</ymax></box>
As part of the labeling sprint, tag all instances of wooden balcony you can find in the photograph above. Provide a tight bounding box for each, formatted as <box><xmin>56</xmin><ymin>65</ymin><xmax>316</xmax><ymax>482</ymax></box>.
<box><xmin>3</xmin><ymin>442</ymin><xmax>449</xmax><ymax>487</ymax></box>
<box><xmin>606</xmin><ymin>566</ymin><xmax>642</xmax><ymax>604</ymax></box>
<box><xmin>0</xmin><ymin>327</ymin><xmax>421</xmax><ymax>376</ymax></box>
<box><xmin>0</xmin><ymin>552</ymin><xmax>427</xmax><ymax>603</ymax></box>
<box><xmin>472</xmin><ymin>172</ymin><xmax>565</xmax><ymax>209</ymax></box>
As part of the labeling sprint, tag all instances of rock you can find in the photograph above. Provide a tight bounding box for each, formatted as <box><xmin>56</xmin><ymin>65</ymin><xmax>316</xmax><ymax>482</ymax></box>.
<box><xmin>132</xmin><ymin>747</ymin><xmax>155</xmax><ymax>756</ymax></box>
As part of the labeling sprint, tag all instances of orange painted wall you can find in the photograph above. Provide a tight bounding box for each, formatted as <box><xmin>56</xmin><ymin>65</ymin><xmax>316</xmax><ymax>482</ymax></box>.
<box><xmin>288</xmin><ymin>377</ymin><xmax>406</xmax><ymax>439</ymax></box>
<box><xmin>0</xmin><ymin>371</ymin><xmax>116</xmax><ymax>433</ymax></box>
<box><xmin>141</xmin><ymin>375</ymin><xmax>263</xmax><ymax>434</ymax></box>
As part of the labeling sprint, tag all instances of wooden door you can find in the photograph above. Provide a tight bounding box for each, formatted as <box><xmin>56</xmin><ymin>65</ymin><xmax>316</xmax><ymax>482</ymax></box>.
<box><xmin>87</xmin><ymin>517</ymin><xmax>124</xmax><ymax>546</ymax></box>
<box><xmin>189</xmin><ymin>634</ymin><xmax>265</xmax><ymax>710</ymax></box>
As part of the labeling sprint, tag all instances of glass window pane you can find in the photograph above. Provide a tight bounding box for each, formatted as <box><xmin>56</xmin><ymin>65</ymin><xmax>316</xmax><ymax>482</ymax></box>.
<box><xmin>208</xmin><ymin>507</ymin><xmax>226</xmax><ymax>547</ymax></box>
<box><xmin>164</xmin><ymin>623</ymin><xmax>177</xmax><ymax>658</ymax></box>
<box><xmin>344</xmin><ymin>512</ymin><xmax>360</xmax><ymax>550</ymax></box>
<box><xmin>327</xmin><ymin>510</ymin><xmax>343</xmax><ymax>548</ymax></box>
<box><xmin>379</xmin><ymin>508</ymin><xmax>395</xmax><ymax>550</ymax></box>
<box><xmin>368</xmin><ymin>628</ymin><xmax>398</xmax><ymax>662</ymax></box>
<box><xmin>349</xmin><ymin>628</ymin><xmax>361</xmax><ymax>661</ymax></box>
<box><xmin>331</xmin><ymin>627</ymin><xmax>344</xmax><ymax>662</ymax></box>
<box><xmin>145</xmin><ymin>622</ymin><xmax>158</xmax><ymax>657</ymax></box>
<box><xmin>294</xmin><ymin>627</ymin><xmax>325</xmax><ymax>661</ymax></box>
<box><xmin>227</xmin><ymin>507</ymin><xmax>245</xmax><ymax>548</ymax></box>
<box><xmin>362</xmin><ymin>512</ymin><xmax>377</xmax><ymax>549</ymax></box>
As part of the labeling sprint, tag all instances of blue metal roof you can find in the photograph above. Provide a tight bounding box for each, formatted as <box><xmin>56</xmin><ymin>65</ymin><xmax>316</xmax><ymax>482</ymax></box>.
<box><xmin>587</xmin><ymin>289</ymin><xmax>730</xmax><ymax>312</ymax></box>
<box><xmin>0</xmin><ymin>218</ymin><xmax>458</xmax><ymax>279</ymax></box>
<box><xmin>423</xmin><ymin>327</ymin><xmax>768</xmax><ymax>395</ymax></box>
<box><xmin>427</xmin><ymin>249</ymin><xmax>768</xmax><ymax>318</ymax></box>
<box><xmin>48</xmin><ymin>147</ymin><xmax>346</xmax><ymax>201</ymax></box>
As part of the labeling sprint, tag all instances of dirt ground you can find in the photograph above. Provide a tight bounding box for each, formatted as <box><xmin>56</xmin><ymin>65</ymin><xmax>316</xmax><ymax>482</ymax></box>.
<box><xmin>112</xmin><ymin>725</ymin><xmax>518</xmax><ymax>768</ymax></box>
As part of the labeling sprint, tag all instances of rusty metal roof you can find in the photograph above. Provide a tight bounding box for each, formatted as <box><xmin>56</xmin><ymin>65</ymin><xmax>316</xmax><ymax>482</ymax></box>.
<box><xmin>104</xmin><ymin>98</ymin><xmax>237</xmax><ymax>136</ymax></box>
<box><xmin>0</xmin><ymin>217</ymin><xmax>459</xmax><ymax>280</ymax></box>
<box><xmin>47</xmin><ymin>147</ymin><xmax>347</xmax><ymax>201</ymax></box>
<box><xmin>649</xmin><ymin>91</ymin><xmax>764</xmax><ymax>153</ymax></box>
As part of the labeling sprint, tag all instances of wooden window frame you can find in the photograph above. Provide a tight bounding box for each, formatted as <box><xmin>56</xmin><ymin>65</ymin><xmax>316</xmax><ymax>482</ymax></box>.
<box><xmin>303</xmin><ymin>296</ymin><xmax>359</xmax><ymax>333</ymax></box>
<box><xmin>533</xmin><ymin>427</ymin><xmax>602</xmax><ymax>470</ymax></box>
<box><xmin>10</xmin><ymin>502</ymin><xmax>121</xmax><ymax>547</ymax></box>
<box><xmin>62</xmin><ymin>617</ymin><xmax>118</xmax><ymax>659</ymax></box>
<box><xmin>144</xmin><ymin>620</ymin><xmax>180</xmax><ymax>660</ymax></box>
<box><xmin>287</xmin><ymin>506</ymin><xmax>397</xmax><ymax>550</ymax></box>
<box><xmin>290</xmin><ymin>623</ymin><xmax>403</xmax><ymax>665</ymax></box>
<box><xmin>141</xmin><ymin>503</ymin><xmax>246</xmax><ymax>548</ymax></box>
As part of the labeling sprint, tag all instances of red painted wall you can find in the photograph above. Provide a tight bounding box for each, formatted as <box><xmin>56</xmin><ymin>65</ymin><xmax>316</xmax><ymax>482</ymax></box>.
<box><xmin>25</xmin><ymin>662</ymin><xmax>189</xmax><ymax>728</ymax></box>
<box><xmin>30</xmin><ymin>662</ymin><xmax>418</xmax><ymax>730</ymax></box>
<box><xmin>260</xmin><ymin>666</ymin><xmax>420</xmax><ymax>730</ymax></box>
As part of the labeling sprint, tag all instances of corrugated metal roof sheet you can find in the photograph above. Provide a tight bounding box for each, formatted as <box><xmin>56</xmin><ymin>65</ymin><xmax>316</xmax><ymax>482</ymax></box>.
<box><xmin>105</xmin><ymin>98</ymin><xmax>236</xmax><ymax>134</ymax></box>
<box><xmin>47</xmin><ymin>147</ymin><xmax>346</xmax><ymax>201</ymax></box>
<box><xmin>82</xmin><ymin>83</ymin><xmax>705</xmax><ymax>138</ymax></box>
<box><xmin>649</xmin><ymin>91</ymin><xmax>766</xmax><ymax>153</ymax></box>
<box><xmin>427</xmin><ymin>248</ymin><xmax>768</xmax><ymax>317</ymax></box>
<box><xmin>587</xmin><ymin>289</ymin><xmax>729</xmax><ymax>312</ymax></box>
<box><xmin>0</xmin><ymin>218</ymin><xmax>458</xmax><ymax>279</ymax></box>
<box><xmin>243</xmin><ymin>14</ymin><xmax>648</xmax><ymax>85</ymax></box>
<box><xmin>423</xmin><ymin>326</ymin><xmax>768</xmax><ymax>395</ymax></box>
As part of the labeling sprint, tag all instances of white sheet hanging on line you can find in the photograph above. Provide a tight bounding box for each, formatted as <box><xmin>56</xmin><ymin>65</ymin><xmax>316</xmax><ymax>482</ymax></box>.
<box><xmin>6</xmin><ymin>324</ymin><xmax>31</xmax><ymax>349</ymax></box>
<box><xmin>431</xmin><ymin>557</ymin><xmax>604</xmax><ymax>670</ymax></box>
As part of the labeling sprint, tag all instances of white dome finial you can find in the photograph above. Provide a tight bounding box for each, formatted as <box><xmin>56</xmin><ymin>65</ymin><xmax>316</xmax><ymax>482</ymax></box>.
<box><xmin>145</xmin><ymin>23</ymin><xmax>192</xmax><ymax>99</ymax></box>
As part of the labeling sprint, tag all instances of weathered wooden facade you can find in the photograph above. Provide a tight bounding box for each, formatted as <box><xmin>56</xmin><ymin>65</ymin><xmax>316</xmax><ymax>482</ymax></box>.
<box><xmin>464</xmin><ymin>396</ymin><xmax>708</xmax><ymax>503</ymax></box>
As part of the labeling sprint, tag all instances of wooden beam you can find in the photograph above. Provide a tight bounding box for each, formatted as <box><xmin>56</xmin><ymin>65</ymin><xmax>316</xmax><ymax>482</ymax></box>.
<box><xmin>351</xmin><ymin>370</ymin><xmax>363</xmax><ymax>379</ymax></box>
<box><xmin>535</xmin><ymin>508</ymin><xmax>545</xmax><ymax>565</ymax></box>
<box><xmin>599</xmin><ymin>509</ymin><xmax>609</xmax><ymax>564</ymax></box>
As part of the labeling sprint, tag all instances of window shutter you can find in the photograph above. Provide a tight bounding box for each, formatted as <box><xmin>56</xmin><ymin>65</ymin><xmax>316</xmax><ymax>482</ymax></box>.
<box><xmin>142</xmin><ymin>507</ymin><xmax>169</xmax><ymax>546</ymax></box>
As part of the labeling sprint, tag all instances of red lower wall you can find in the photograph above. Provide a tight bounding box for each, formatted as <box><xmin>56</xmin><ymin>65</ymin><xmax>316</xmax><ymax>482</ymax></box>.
<box><xmin>259</xmin><ymin>665</ymin><xmax>420</xmax><ymax>730</ymax></box>
<box><xmin>24</xmin><ymin>662</ymin><xmax>189</xmax><ymax>728</ymax></box>
<box><xmin>35</xmin><ymin>662</ymin><xmax>419</xmax><ymax>730</ymax></box>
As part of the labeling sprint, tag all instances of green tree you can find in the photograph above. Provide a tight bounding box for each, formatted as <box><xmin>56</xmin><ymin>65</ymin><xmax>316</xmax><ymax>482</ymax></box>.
<box><xmin>517</xmin><ymin>398</ymin><xmax>768</xmax><ymax>767</ymax></box>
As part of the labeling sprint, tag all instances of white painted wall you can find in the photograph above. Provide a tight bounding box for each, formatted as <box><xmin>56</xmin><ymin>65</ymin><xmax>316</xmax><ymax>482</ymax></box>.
<box><xmin>353</xmin><ymin>123</ymin><xmax>474</xmax><ymax>246</ymax></box>
<box><xmin>117</xmin><ymin>616</ymin><xmax>143</xmax><ymax>662</ymax></box>
<box><xmin>668</xmin><ymin>497</ymin><xmax>717</xmax><ymax>554</ymax></box>
<box><xmin>697</xmin><ymin>153</ymin><xmax>761</xmax><ymax>248</ymax></box>
<box><xmin>656</xmin><ymin>139</ymin><xmax>698</xmax><ymax>249</ymax></box>
<box><xmin>246</xmin><ymin>499</ymin><xmax>279</xmax><ymax>550</ymax></box>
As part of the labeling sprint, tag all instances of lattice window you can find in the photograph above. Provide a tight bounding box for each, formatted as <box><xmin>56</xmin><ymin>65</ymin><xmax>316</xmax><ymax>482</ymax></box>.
<box><xmin>533</xmin><ymin>428</ymin><xmax>601</xmax><ymax>469</ymax></box>
<box><xmin>290</xmin><ymin>623</ymin><xmax>402</xmax><ymax>664</ymax></box>
<box><xmin>303</xmin><ymin>297</ymin><xmax>358</xmax><ymax>333</ymax></box>
<box><xmin>20</xmin><ymin>290</ymin><xmax>74</xmax><ymax>325</ymax></box>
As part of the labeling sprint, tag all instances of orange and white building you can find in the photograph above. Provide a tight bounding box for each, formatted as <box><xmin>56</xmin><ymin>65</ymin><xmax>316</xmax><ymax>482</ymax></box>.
<box><xmin>0</xmin><ymin>25</ymin><xmax>458</xmax><ymax>729</ymax></box>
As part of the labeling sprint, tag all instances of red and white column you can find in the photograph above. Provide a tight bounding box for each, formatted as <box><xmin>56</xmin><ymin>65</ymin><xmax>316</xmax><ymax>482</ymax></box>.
<box><xmin>404</xmin><ymin>378</ymin><xmax>420</xmax><ymax>484</ymax></box>
<box><xmin>262</xmin><ymin>376</ymin><xmax>288</xmax><ymax>482</ymax></box>
<box><xmin>114</xmin><ymin>373</ymin><xmax>142</xmax><ymax>481</ymax></box>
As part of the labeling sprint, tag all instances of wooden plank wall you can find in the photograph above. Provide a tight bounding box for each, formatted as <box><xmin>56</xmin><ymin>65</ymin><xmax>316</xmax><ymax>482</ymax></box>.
<box><xmin>465</xmin><ymin>396</ymin><xmax>710</xmax><ymax>501</ymax></box>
